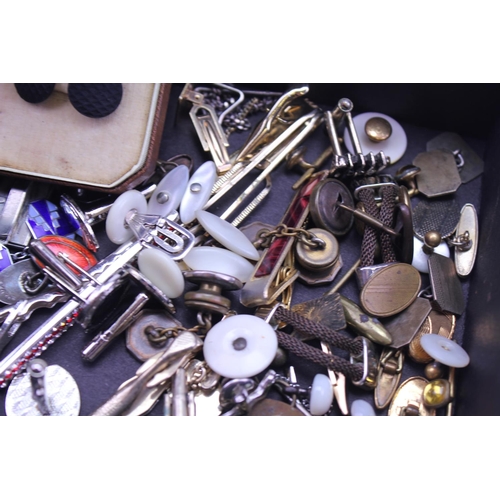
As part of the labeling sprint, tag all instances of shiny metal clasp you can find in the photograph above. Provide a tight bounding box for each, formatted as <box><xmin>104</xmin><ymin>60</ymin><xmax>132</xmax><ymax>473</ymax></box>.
<box><xmin>350</xmin><ymin>337</ymin><xmax>378</xmax><ymax>390</ymax></box>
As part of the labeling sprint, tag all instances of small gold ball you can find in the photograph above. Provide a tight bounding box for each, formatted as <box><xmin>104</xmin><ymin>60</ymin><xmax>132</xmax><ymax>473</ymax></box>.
<box><xmin>424</xmin><ymin>360</ymin><xmax>445</xmax><ymax>380</ymax></box>
<box><xmin>423</xmin><ymin>379</ymin><xmax>450</xmax><ymax>408</ymax></box>
<box><xmin>424</xmin><ymin>230</ymin><xmax>442</xmax><ymax>248</ymax></box>
<box><xmin>365</xmin><ymin>117</ymin><xmax>392</xmax><ymax>143</ymax></box>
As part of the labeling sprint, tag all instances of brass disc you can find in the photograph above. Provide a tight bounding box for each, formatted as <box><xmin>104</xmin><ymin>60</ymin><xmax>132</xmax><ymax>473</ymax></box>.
<box><xmin>365</xmin><ymin>116</ymin><xmax>392</xmax><ymax>142</ymax></box>
<box><xmin>294</xmin><ymin>228</ymin><xmax>339</xmax><ymax>271</ymax></box>
<box><xmin>309</xmin><ymin>179</ymin><xmax>354</xmax><ymax>236</ymax></box>
<box><xmin>360</xmin><ymin>263</ymin><xmax>421</xmax><ymax>317</ymax></box>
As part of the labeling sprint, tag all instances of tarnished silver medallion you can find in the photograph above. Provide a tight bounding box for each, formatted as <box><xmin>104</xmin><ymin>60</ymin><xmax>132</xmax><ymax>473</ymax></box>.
<box><xmin>5</xmin><ymin>364</ymin><xmax>80</xmax><ymax>416</ymax></box>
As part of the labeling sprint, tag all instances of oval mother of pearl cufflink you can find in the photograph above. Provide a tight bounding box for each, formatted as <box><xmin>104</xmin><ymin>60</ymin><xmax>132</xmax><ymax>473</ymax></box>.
<box><xmin>147</xmin><ymin>164</ymin><xmax>190</xmax><ymax>218</ymax></box>
<box><xmin>203</xmin><ymin>314</ymin><xmax>278</xmax><ymax>379</ymax></box>
<box><xmin>343</xmin><ymin>112</ymin><xmax>408</xmax><ymax>163</ymax></box>
<box><xmin>420</xmin><ymin>334</ymin><xmax>470</xmax><ymax>368</ymax></box>
<box><xmin>195</xmin><ymin>210</ymin><xmax>260</xmax><ymax>261</ymax></box>
<box><xmin>179</xmin><ymin>161</ymin><xmax>218</xmax><ymax>224</ymax></box>
<box><xmin>183</xmin><ymin>246</ymin><xmax>255</xmax><ymax>283</ymax></box>
<box><xmin>137</xmin><ymin>247</ymin><xmax>184</xmax><ymax>298</ymax></box>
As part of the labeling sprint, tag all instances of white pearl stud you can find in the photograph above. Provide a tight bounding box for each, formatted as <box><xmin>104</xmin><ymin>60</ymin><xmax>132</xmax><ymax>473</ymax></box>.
<box><xmin>309</xmin><ymin>373</ymin><xmax>334</xmax><ymax>416</ymax></box>
<box><xmin>195</xmin><ymin>210</ymin><xmax>260</xmax><ymax>261</ymax></box>
<box><xmin>203</xmin><ymin>314</ymin><xmax>278</xmax><ymax>379</ymax></box>
<box><xmin>420</xmin><ymin>334</ymin><xmax>470</xmax><ymax>368</ymax></box>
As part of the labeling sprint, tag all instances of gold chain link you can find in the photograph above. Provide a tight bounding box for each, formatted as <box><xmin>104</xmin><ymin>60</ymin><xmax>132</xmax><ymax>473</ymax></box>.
<box><xmin>257</xmin><ymin>223</ymin><xmax>325</xmax><ymax>249</ymax></box>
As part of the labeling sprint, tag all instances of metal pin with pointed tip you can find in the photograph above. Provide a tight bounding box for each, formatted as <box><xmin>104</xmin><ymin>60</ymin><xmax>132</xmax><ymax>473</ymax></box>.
<box><xmin>320</xmin><ymin>342</ymin><xmax>349</xmax><ymax>415</ymax></box>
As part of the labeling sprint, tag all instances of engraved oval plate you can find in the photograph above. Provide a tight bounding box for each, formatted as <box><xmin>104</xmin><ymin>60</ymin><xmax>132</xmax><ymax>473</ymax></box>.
<box><xmin>414</xmin><ymin>150</ymin><xmax>462</xmax><ymax>198</ymax></box>
<box><xmin>5</xmin><ymin>364</ymin><xmax>80</xmax><ymax>416</ymax></box>
<box><xmin>388</xmin><ymin>376</ymin><xmax>435</xmax><ymax>416</ymax></box>
<box><xmin>126</xmin><ymin>309</ymin><xmax>183</xmax><ymax>361</ymax></box>
<box><xmin>455</xmin><ymin>203</ymin><xmax>478</xmax><ymax>277</ymax></box>
<box><xmin>360</xmin><ymin>263</ymin><xmax>421</xmax><ymax>318</ymax></box>
<box><xmin>309</xmin><ymin>179</ymin><xmax>354</xmax><ymax>236</ymax></box>
<box><xmin>409</xmin><ymin>310</ymin><xmax>455</xmax><ymax>363</ymax></box>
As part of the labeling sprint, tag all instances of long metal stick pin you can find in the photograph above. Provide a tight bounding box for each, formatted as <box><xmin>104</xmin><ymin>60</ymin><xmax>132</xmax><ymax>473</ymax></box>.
<box><xmin>336</xmin><ymin>203</ymin><xmax>400</xmax><ymax>238</ymax></box>
<box><xmin>325</xmin><ymin>258</ymin><xmax>361</xmax><ymax>296</ymax></box>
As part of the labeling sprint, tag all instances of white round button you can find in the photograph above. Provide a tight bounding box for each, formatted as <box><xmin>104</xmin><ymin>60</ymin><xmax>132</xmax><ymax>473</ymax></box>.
<box><xmin>195</xmin><ymin>210</ymin><xmax>260</xmax><ymax>261</ymax></box>
<box><xmin>148</xmin><ymin>165</ymin><xmax>190</xmax><ymax>217</ymax></box>
<box><xmin>106</xmin><ymin>190</ymin><xmax>147</xmax><ymax>244</ymax></box>
<box><xmin>412</xmin><ymin>236</ymin><xmax>450</xmax><ymax>273</ymax></box>
<box><xmin>203</xmin><ymin>314</ymin><xmax>278</xmax><ymax>378</ymax></box>
<box><xmin>137</xmin><ymin>247</ymin><xmax>185</xmax><ymax>298</ymax></box>
<box><xmin>351</xmin><ymin>399</ymin><xmax>376</xmax><ymax>416</ymax></box>
<box><xmin>183</xmin><ymin>246</ymin><xmax>255</xmax><ymax>283</ymax></box>
<box><xmin>420</xmin><ymin>334</ymin><xmax>470</xmax><ymax>368</ymax></box>
<box><xmin>343</xmin><ymin>112</ymin><xmax>408</xmax><ymax>163</ymax></box>
<box><xmin>179</xmin><ymin>161</ymin><xmax>217</xmax><ymax>224</ymax></box>
<box><xmin>309</xmin><ymin>373</ymin><xmax>334</xmax><ymax>416</ymax></box>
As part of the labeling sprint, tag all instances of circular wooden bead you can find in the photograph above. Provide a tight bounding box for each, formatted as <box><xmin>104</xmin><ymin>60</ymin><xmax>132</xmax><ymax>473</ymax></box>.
<box><xmin>360</xmin><ymin>263</ymin><xmax>421</xmax><ymax>317</ymax></box>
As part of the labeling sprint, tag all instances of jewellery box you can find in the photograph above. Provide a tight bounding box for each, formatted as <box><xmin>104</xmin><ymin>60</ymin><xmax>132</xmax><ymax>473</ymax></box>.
<box><xmin>0</xmin><ymin>83</ymin><xmax>171</xmax><ymax>193</ymax></box>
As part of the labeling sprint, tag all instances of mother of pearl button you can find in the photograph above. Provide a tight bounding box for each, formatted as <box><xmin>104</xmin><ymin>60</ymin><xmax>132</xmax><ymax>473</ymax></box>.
<box><xmin>179</xmin><ymin>161</ymin><xmax>217</xmax><ymax>224</ymax></box>
<box><xmin>203</xmin><ymin>314</ymin><xmax>278</xmax><ymax>378</ymax></box>
<box><xmin>183</xmin><ymin>246</ymin><xmax>255</xmax><ymax>283</ymax></box>
<box><xmin>343</xmin><ymin>112</ymin><xmax>408</xmax><ymax>163</ymax></box>
<box><xmin>411</xmin><ymin>236</ymin><xmax>450</xmax><ymax>273</ymax></box>
<box><xmin>195</xmin><ymin>210</ymin><xmax>260</xmax><ymax>261</ymax></box>
<box><xmin>420</xmin><ymin>334</ymin><xmax>470</xmax><ymax>368</ymax></box>
<box><xmin>309</xmin><ymin>373</ymin><xmax>334</xmax><ymax>416</ymax></box>
<box><xmin>106</xmin><ymin>190</ymin><xmax>148</xmax><ymax>244</ymax></box>
<box><xmin>137</xmin><ymin>247</ymin><xmax>185</xmax><ymax>298</ymax></box>
<box><xmin>351</xmin><ymin>399</ymin><xmax>376</xmax><ymax>416</ymax></box>
<box><xmin>147</xmin><ymin>164</ymin><xmax>190</xmax><ymax>217</ymax></box>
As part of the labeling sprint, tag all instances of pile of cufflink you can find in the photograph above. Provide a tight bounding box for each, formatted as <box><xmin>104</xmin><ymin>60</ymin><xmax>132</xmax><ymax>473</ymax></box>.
<box><xmin>0</xmin><ymin>84</ymin><xmax>481</xmax><ymax>416</ymax></box>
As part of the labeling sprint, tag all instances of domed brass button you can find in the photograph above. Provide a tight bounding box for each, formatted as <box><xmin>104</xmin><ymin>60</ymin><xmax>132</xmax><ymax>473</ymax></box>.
<box><xmin>365</xmin><ymin>117</ymin><xmax>392</xmax><ymax>143</ymax></box>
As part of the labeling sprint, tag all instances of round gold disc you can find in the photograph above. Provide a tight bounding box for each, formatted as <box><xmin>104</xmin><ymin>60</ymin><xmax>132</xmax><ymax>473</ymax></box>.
<box><xmin>365</xmin><ymin>117</ymin><xmax>393</xmax><ymax>142</ymax></box>
<box><xmin>294</xmin><ymin>228</ymin><xmax>339</xmax><ymax>271</ymax></box>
